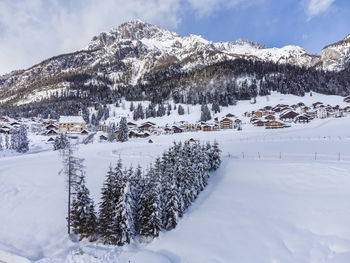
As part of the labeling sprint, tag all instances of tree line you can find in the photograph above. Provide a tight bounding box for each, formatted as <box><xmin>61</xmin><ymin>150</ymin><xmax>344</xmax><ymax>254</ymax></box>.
<box><xmin>64</xmin><ymin>140</ymin><xmax>221</xmax><ymax>245</ymax></box>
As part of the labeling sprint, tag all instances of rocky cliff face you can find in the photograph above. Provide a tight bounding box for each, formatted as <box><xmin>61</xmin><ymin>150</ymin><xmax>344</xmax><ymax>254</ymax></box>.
<box><xmin>321</xmin><ymin>34</ymin><xmax>350</xmax><ymax>71</ymax></box>
<box><xmin>0</xmin><ymin>20</ymin><xmax>348</xmax><ymax>106</ymax></box>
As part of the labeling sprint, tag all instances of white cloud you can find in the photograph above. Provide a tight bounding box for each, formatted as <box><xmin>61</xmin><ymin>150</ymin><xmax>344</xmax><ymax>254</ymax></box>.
<box><xmin>0</xmin><ymin>0</ymin><xmax>252</xmax><ymax>75</ymax></box>
<box><xmin>306</xmin><ymin>0</ymin><xmax>336</xmax><ymax>19</ymax></box>
<box><xmin>0</xmin><ymin>0</ymin><xmax>182</xmax><ymax>75</ymax></box>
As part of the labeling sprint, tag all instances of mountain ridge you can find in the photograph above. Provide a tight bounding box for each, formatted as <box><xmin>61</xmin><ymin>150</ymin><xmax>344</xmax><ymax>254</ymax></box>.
<box><xmin>0</xmin><ymin>20</ymin><xmax>349</xmax><ymax>111</ymax></box>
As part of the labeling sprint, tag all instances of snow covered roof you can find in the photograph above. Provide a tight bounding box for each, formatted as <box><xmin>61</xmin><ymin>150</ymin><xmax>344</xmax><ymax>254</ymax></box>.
<box><xmin>58</xmin><ymin>116</ymin><xmax>85</xmax><ymax>124</ymax></box>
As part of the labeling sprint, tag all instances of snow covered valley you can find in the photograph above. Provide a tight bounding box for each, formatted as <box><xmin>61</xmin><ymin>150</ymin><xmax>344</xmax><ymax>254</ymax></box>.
<box><xmin>1</xmin><ymin>117</ymin><xmax>350</xmax><ymax>262</ymax></box>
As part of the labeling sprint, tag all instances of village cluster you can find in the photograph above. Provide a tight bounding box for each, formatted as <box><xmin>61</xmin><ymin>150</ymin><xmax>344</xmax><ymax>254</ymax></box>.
<box><xmin>1</xmin><ymin>96</ymin><xmax>350</xmax><ymax>146</ymax></box>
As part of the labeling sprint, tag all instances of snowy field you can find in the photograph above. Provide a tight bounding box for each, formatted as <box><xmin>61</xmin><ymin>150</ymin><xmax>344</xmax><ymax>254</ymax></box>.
<box><xmin>2</xmin><ymin>107</ymin><xmax>350</xmax><ymax>262</ymax></box>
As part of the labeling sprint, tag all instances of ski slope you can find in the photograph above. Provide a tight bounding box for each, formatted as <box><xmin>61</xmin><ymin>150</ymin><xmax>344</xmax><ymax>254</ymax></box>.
<box><xmin>1</xmin><ymin>116</ymin><xmax>350</xmax><ymax>262</ymax></box>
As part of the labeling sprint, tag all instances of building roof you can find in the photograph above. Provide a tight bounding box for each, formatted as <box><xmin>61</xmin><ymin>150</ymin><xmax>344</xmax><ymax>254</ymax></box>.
<box><xmin>59</xmin><ymin>116</ymin><xmax>85</xmax><ymax>124</ymax></box>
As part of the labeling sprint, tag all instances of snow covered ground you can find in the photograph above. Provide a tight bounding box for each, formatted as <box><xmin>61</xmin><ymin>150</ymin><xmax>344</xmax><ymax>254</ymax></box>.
<box><xmin>1</xmin><ymin>95</ymin><xmax>350</xmax><ymax>262</ymax></box>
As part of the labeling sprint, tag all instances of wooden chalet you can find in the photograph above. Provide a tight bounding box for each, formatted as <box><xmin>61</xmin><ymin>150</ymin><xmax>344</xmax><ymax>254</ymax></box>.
<box><xmin>220</xmin><ymin>118</ymin><xmax>233</xmax><ymax>129</ymax></box>
<box><xmin>280</xmin><ymin>111</ymin><xmax>299</xmax><ymax>122</ymax></box>
<box><xmin>202</xmin><ymin>125</ymin><xmax>214</xmax><ymax>132</ymax></box>
<box><xmin>265</xmin><ymin>114</ymin><xmax>275</xmax><ymax>121</ymax></box>
<box><xmin>226</xmin><ymin>113</ymin><xmax>235</xmax><ymax>118</ymax></box>
<box><xmin>172</xmin><ymin>126</ymin><xmax>183</xmax><ymax>133</ymax></box>
<box><xmin>81</xmin><ymin>129</ymin><xmax>89</xmax><ymax>135</ymax></box>
<box><xmin>58</xmin><ymin>116</ymin><xmax>86</xmax><ymax>133</ymax></box>
<box><xmin>148</xmin><ymin>139</ymin><xmax>153</xmax><ymax>143</ymax></box>
<box><xmin>344</xmin><ymin>96</ymin><xmax>350</xmax><ymax>103</ymax></box>
<box><xmin>46</xmin><ymin>129</ymin><xmax>58</xmax><ymax>136</ymax></box>
<box><xmin>0</xmin><ymin>116</ymin><xmax>9</xmax><ymax>122</ymax></box>
<box><xmin>254</xmin><ymin>111</ymin><xmax>263</xmax><ymax>118</ymax></box>
<box><xmin>46</xmin><ymin>124</ymin><xmax>57</xmax><ymax>130</ymax></box>
<box><xmin>265</xmin><ymin>121</ymin><xmax>284</xmax><ymax>129</ymax></box>
<box><xmin>294</xmin><ymin>115</ymin><xmax>311</xmax><ymax>123</ymax></box>
<box><xmin>139</xmin><ymin>123</ymin><xmax>154</xmax><ymax>132</ymax></box>
<box><xmin>253</xmin><ymin>120</ymin><xmax>266</xmax><ymax>127</ymax></box>
<box><xmin>47</xmin><ymin>137</ymin><xmax>55</xmax><ymax>143</ymax></box>
<box><xmin>99</xmin><ymin>134</ymin><xmax>108</xmax><ymax>141</ymax></box>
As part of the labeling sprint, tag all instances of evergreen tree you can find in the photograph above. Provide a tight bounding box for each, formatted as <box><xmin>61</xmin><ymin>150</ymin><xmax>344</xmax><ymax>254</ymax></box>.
<box><xmin>211</xmin><ymin>101</ymin><xmax>220</xmax><ymax>114</ymax></box>
<box><xmin>0</xmin><ymin>133</ymin><xmax>2</xmax><ymax>151</ymax></box>
<box><xmin>210</xmin><ymin>140</ymin><xmax>222</xmax><ymax>170</ymax></box>
<box><xmin>130</xmin><ymin>164</ymin><xmax>143</xmax><ymax>235</ymax></box>
<box><xmin>200</xmin><ymin>104</ymin><xmax>212</xmax><ymax>122</ymax></box>
<box><xmin>178</xmin><ymin>105</ymin><xmax>185</xmax><ymax>115</ymax></box>
<box><xmin>99</xmin><ymin>166</ymin><xmax>116</xmax><ymax>244</ymax></box>
<box><xmin>129</xmin><ymin>102</ymin><xmax>134</xmax><ymax>112</ymax></box>
<box><xmin>107</xmin><ymin>123</ymin><xmax>116</xmax><ymax>142</ymax></box>
<box><xmin>54</xmin><ymin>133</ymin><xmax>70</xmax><ymax>151</ymax></box>
<box><xmin>117</xmin><ymin>117</ymin><xmax>128</xmax><ymax>142</ymax></box>
<box><xmin>139</xmin><ymin>165</ymin><xmax>161</xmax><ymax>238</ymax></box>
<box><xmin>5</xmin><ymin>133</ymin><xmax>9</xmax><ymax>149</ymax></box>
<box><xmin>10</xmin><ymin>125</ymin><xmax>29</xmax><ymax>153</ymax></box>
<box><xmin>71</xmin><ymin>172</ymin><xmax>97</xmax><ymax>241</ymax></box>
<box><xmin>111</xmin><ymin>159</ymin><xmax>134</xmax><ymax>246</ymax></box>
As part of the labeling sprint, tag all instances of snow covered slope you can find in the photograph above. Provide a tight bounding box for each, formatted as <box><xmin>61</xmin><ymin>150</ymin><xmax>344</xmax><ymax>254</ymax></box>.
<box><xmin>1</xmin><ymin>112</ymin><xmax>350</xmax><ymax>262</ymax></box>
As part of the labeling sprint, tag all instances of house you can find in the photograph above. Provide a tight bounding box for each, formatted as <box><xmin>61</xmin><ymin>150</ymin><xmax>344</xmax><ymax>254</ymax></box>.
<box><xmin>294</xmin><ymin>114</ymin><xmax>311</xmax><ymax>123</ymax></box>
<box><xmin>46</xmin><ymin>129</ymin><xmax>58</xmax><ymax>136</ymax></box>
<box><xmin>220</xmin><ymin>118</ymin><xmax>233</xmax><ymax>129</ymax></box>
<box><xmin>265</xmin><ymin>121</ymin><xmax>284</xmax><ymax>129</ymax></box>
<box><xmin>253</xmin><ymin>120</ymin><xmax>266</xmax><ymax>127</ymax></box>
<box><xmin>45</xmin><ymin>124</ymin><xmax>57</xmax><ymax>130</ymax></box>
<box><xmin>189</xmin><ymin>138</ymin><xmax>196</xmax><ymax>142</ymax></box>
<box><xmin>81</xmin><ymin>130</ymin><xmax>89</xmax><ymax>135</ymax></box>
<box><xmin>316</xmin><ymin>108</ymin><xmax>327</xmax><ymax>119</ymax></box>
<box><xmin>226</xmin><ymin>113</ymin><xmax>235</xmax><ymax>118</ymax></box>
<box><xmin>172</xmin><ymin>126</ymin><xmax>183</xmax><ymax>133</ymax></box>
<box><xmin>47</xmin><ymin>137</ymin><xmax>55</xmax><ymax>143</ymax></box>
<box><xmin>254</xmin><ymin>111</ymin><xmax>263</xmax><ymax>118</ymax></box>
<box><xmin>138</xmin><ymin>123</ymin><xmax>154</xmax><ymax>132</ymax></box>
<box><xmin>129</xmin><ymin>130</ymin><xmax>139</xmax><ymax>138</ymax></box>
<box><xmin>127</xmin><ymin>122</ymin><xmax>138</xmax><ymax>129</ymax></box>
<box><xmin>265</xmin><ymin>114</ymin><xmax>275</xmax><ymax>121</ymax></box>
<box><xmin>58</xmin><ymin>116</ymin><xmax>86</xmax><ymax>133</ymax></box>
<box><xmin>202</xmin><ymin>125</ymin><xmax>214</xmax><ymax>132</ymax></box>
<box><xmin>280</xmin><ymin>111</ymin><xmax>299</xmax><ymax>122</ymax></box>
<box><xmin>99</xmin><ymin>123</ymin><xmax>109</xmax><ymax>132</ymax></box>
<box><xmin>0</xmin><ymin>116</ymin><xmax>9</xmax><ymax>122</ymax></box>
<box><xmin>148</xmin><ymin>139</ymin><xmax>153</xmax><ymax>143</ymax></box>
<box><xmin>99</xmin><ymin>134</ymin><xmax>108</xmax><ymax>141</ymax></box>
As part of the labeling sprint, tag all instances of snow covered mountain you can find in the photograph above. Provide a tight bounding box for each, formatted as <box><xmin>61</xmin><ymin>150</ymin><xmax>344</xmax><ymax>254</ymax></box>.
<box><xmin>0</xmin><ymin>20</ymin><xmax>349</xmax><ymax>107</ymax></box>
<box><xmin>321</xmin><ymin>34</ymin><xmax>350</xmax><ymax>71</ymax></box>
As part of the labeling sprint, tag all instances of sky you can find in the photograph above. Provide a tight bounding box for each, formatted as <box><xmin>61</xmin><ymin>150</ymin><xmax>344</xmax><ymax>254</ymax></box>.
<box><xmin>0</xmin><ymin>0</ymin><xmax>349</xmax><ymax>75</ymax></box>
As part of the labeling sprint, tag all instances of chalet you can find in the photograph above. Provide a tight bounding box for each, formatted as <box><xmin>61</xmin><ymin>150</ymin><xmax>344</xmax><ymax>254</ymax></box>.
<box><xmin>139</xmin><ymin>123</ymin><xmax>154</xmax><ymax>132</ymax></box>
<box><xmin>265</xmin><ymin>121</ymin><xmax>284</xmax><ymax>129</ymax></box>
<box><xmin>11</xmin><ymin>122</ymin><xmax>21</xmax><ymax>127</ymax></box>
<box><xmin>220</xmin><ymin>118</ymin><xmax>233</xmax><ymax>129</ymax></box>
<box><xmin>280</xmin><ymin>111</ymin><xmax>299</xmax><ymax>122</ymax></box>
<box><xmin>297</xmin><ymin>102</ymin><xmax>305</xmax><ymax>107</ymax></box>
<box><xmin>0</xmin><ymin>127</ymin><xmax>10</xmax><ymax>134</ymax></box>
<box><xmin>294</xmin><ymin>114</ymin><xmax>311</xmax><ymax>123</ymax></box>
<box><xmin>172</xmin><ymin>126</ymin><xmax>183</xmax><ymax>133</ymax></box>
<box><xmin>58</xmin><ymin>116</ymin><xmax>86</xmax><ymax>133</ymax></box>
<box><xmin>47</xmin><ymin>137</ymin><xmax>55</xmax><ymax>143</ymax></box>
<box><xmin>127</xmin><ymin>122</ymin><xmax>137</xmax><ymax>129</ymax></box>
<box><xmin>264</xmin><ymin>106</ymin><xmax>273</xmax><ymax>111</ymax></box>
<box><xmin>81</xmin><ymin>130</ymin><xmax>89</xmax><ymax>135</ymax></box>
<box><xmin>265</xmin><ymin>115</ymin><xmax>275</xmax><ymax>121</ymax></box>
<box><xmin>99</xmin><ymin>135</ymin><xmax>108</xmax><ymax>141</ymax></box>
<box><xmin>189</xmin><ymin>138</ymin><xmax>196</xmax><ymax>142</ymax></box>
<box><xmin>129</xmin><ymin>130</ymin><xmax>138</xmax><ymax>138</ymax></box>
<box><xmin>253</xmin><ymin>120</ymin><xmax>266</xmax><ymax>127</ymax></box>
<box><xmin>202</xmin><ymin>125</ymin><xmax>214</xmax><ymax>132</ymax></box>
<box><xmin>164</xmin><ymin>127</ymin><xmax>172</xmax><ymax>134</ymax></box>
<box><xmin>148</xmin><ymin>139</ymin><xmax>153</xmax><ymax>143</ymax></box>
<box><xmin>42</xmin><ymin>120</ymin><xmax>56</xmax><ymax>126</ymax></box>
<box><xmin>254</xmin><ymin>111</ymin><xmax>263</xmax><ymax>118</ymax></box>
<box><xmin>47</xmin><ymin>129</ymin><xmax>58</xmax><ymax>136</ymax></box>
<box><xmin>312</xmin><ymin>102</ymin><xmax>323</xmax><ymax>109</ymax></box>
<box><xmin>46</xmin><ymin>124</ymin><xmax>57</xmax><ymax>130</ymax></box>
<box><xmin>316</xmin><ymin>108</ymin><xmax>327</xmax><ymax>119</ymax></box>
<box><xmin>99</xmin><ymin>123</ymin><xmax>109</xmax><ymax>132</ymax></box>
<box><xmin>300</xmin><ymin>107</ymin><xmax>310</xmax><ymax>114</ymax></box>
<box><xmin>226</xmin><ymin>113</ymin><xmax>235</xmax><ymax>118</ymax></box>
<box><xmin>0</xmin><ymin>116</ymin><xmax>9</xmax><ymax>122</ymax></box>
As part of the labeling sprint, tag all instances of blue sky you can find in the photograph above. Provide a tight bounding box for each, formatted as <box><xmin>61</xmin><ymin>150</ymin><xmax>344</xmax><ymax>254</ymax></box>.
<box><xmin>0</xmin><ymin>0</ymin><xmax>349</xmax><ymax>74</ymax></box>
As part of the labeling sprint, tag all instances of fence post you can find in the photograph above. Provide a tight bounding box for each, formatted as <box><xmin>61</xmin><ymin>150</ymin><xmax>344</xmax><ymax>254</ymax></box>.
<box><xmin>258</xmin><ymin>152</ymin><xmax>260</xmax><ymax>159</ymax></box>
<box><xmin>242</xmin><ymin>152</ymin><xmax>245</xmax><ymax>159</ymax></box>
<box><xmin>315</xmin><ymin>152</ymin><xmax>317</xmax><ymax>160</ymax></box>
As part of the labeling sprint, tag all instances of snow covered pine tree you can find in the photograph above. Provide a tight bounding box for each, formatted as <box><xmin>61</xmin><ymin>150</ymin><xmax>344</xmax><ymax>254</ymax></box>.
<box><xmin>117</xmin><ymin>117</ymin><xmax>128</xmax><ymax>142</ymax></box>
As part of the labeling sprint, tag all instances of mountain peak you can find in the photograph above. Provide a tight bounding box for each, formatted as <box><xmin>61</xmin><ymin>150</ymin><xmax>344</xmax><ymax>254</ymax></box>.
<box><xmin>88</xmin><ymin>20</ymin><xmax>179</xmax><ymax>50</ymax></box>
